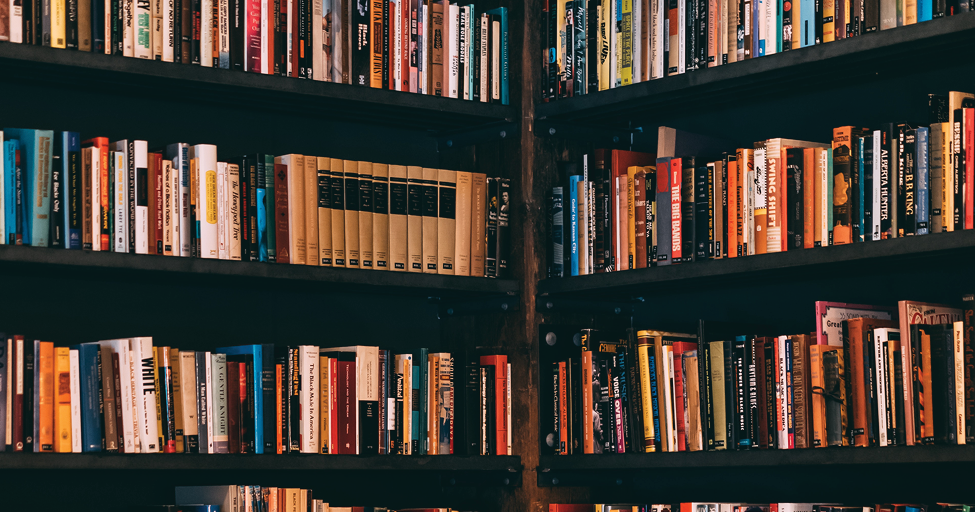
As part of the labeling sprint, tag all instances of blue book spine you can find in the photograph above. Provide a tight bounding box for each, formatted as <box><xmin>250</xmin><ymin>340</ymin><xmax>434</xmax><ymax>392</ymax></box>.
<box><xmin>858</xmin><ymin>138</ymin><xmax>866</xmax><ymax>242</ymax></box>
<box><xmin>0</xmin><ymin>334</ymin><xmax>6</xmax><ymax>449</ymax></box>
<box><xmin>31</xmin><ymin>130</ymin><xmax>53</xmax><ymax>247</ymax></box>
<box><xmin>800</xmin><ymin>0</ymin><xmax>814</xmax><ymax>47</ymax></box>
<box><xmin>4</xmin><ymin>140</ymin><xmax>17</xmax><ymax>245</ymax></box>
<box><xmin>76</xmin><ymin>344</ymin><xmax>103</xmax><ymax>452</ymax></box>
<box><xmin>411</xmin><ymin>364</ymin><xmax>420</xmax><ymax>451</ymax></box>
<box><xmin>4</xmin><ymin>129</ymin><xmax>37</xmax><ymax>245</ymax></box>
<box><xmin>467</xmin><ymin>5</ymin><xmax>475</xmax><ymax>98</ymax></box>
<box><xmin>776</xmin><ymin>0</ymin><xmax>783</xmax><ymax>52</ymax></box>
<box><xmin>257</xmin><ymin>158</ymin><xmax>268</xmax><ymax>261</ymax></box>
<box><xmin>216</xmin><ymin>345</ymin><xmax>264</xmax><ymax>453</ymax></box>
<box><xmin>917</xmin><ymin>127</ymin><xmax>929</xmax><ymax>235</ymax></box>
<box><xmin>568</xmin><ymin>175</ymin><xmax>580</xmax><ymax>276</ymax></box>
<box><xmin>418</xmin><ymin>347</ymin><xmax>428</xmax><ymax>455</ymax></box>
<box><xmin>918</xmin><ymin>0</ymin><xmax>931</xmax><ymax>20</ymax></box>
<box><xmin>486</xmin><ymin>7</ymin><xmax>508</xmax><ymax>104</ymax></box>
<box><xmin>551</xmin><ymin>186</ymin><xmax>564</xmax><ymax>277</ymax></box>
<box><xmin>65</xmin><ymin>132</ymin><xmax>81</xmax><ymax>249</ymax></box>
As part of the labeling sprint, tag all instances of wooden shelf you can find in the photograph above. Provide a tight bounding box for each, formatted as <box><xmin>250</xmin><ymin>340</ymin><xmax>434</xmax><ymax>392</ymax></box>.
<box><xmin>0</xmin><ymin>245</ymin><xmax>519</xmax><ymax>298</ymax></box>
<box><xmin>537</xmin><ymin>230</ymin><xmax>975</xmax><ymax>300</ymax></box>
<box><xmin>0</xmin><ymin>42</ymin><xmax>516</xmax><ymax>134</ymax></box>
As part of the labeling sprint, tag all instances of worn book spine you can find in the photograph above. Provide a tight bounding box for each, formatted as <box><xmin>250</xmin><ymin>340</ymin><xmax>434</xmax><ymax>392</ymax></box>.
<box><xmin>438</xmin><ymin>169</ymin><xmax>457</xmax><ymax>274</ymax></box>
<box><xmin>343</xmin><ymin>159</ymin><xmax>360</xmax><ymax>267</ymax></box>
<box><xmin>329</xmin><ymin>158</ymin><xmax>345</xmax><ymax>266</ymax></box>
<box><xmin>273</xmin><ymin>163</ymin><xmax>290</xmax><ymax>264</ymax></box>
<box><xmin>372</xmin><ymin>163</ymin><xmax>389</xmax><ymax>270</ymax></box>
<box><xmin>317</xmin><ymin>157</ymin><xmax>332</xmax><ymax>266</ymax></box>
<box><xmin>389</xmin><ymin>165</ymin><xmax>409</xmax><ymax>271</ymax></box>
<box><xmin>302</xmin><ymin>155</ymin><xmax>319</xmax><ymax>266</ymax></box>
<box><xmin>357</xmin><ymin>161</ymin><xmax>374</xmax><ymax>269</ymax></box>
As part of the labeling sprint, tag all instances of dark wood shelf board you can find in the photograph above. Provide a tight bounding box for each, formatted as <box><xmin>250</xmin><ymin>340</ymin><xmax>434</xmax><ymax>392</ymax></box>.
<box><xmin>536</xmin><ymin>13</ymin><xmax>975</xmax><ymax>128</ymax></box>
<box><xmin>0</xmin><ymin>42</ymin><xmax>516</xmax><ymax>133</ymax></box>
<box><xmin>0</xmin><ymin>453</ymin><xmax>522</xmax><ymax>472</ymax></box>
<box><xmin>0</xmin><ymin>245</ymin><xmax>519</xmax><ymax>298</ymax></box>
<box><xmin>537</xmin><ymin>230</ymin><xmax>975</xmax><ymax>298</ymax></box>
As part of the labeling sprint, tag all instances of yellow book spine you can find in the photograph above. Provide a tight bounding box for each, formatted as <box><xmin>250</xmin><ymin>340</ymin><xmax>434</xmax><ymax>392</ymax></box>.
<box><xmin>319</xmin><ymin>356</ymin><xmax>329</xmax><ymax>453</ymax></box>
<box><xmin>52</xmin><ymin>0</ymin><xmax>66</xmax><ymax>47</ymax></box>
<box><xmin>55</xmin><ymin>347</ymin><xmax>72</xmax><ymax>452</ymax></box>
<box><xmin>636</xmin><ymin>339</ymin><xmax>655</xmax><ymax>452</ymax></box>
<box><xmin>39</xmin><ymin>342</ymin><xmax>55</xmax><ymax>452</ymax></box>
<box><xmin>905</xmin><ymin>0</ymin><xmax>917</xmax><ymax>24</ymax></box>
<box><xmin>823</xmin><ymin>0</ymin><xmax>835</xmax><ymax>42</ymax></box>
<box><xmin>626</xmin><ymin>166</ymin><xmax>640</xmax><ymax>269</ymax></box>
<box><xmin>621</xmin><ymin>0</ymin><xmax>633</xmax><ymax>85</ymax></box>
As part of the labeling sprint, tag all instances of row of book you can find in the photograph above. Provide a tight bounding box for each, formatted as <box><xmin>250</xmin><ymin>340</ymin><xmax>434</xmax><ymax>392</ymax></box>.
<box><xmin>544</xmin><ymin>298</ymin><xmax>971</xmax><ymax>454</ymax></box>
<box><xmin>550</xmin><ymin>505</ymin><xmax>961</xmax><ymax>512</ymax></box>
<box><xmin>0</xmin><ymin>130</ymin><xmax>511</xmax><ymax>276</ymax></box>
<box><xmin>0</xmin><ymin>0</ymin><xmax>510</xmax><ymax>103</ymax></box>
<box><xmin>0</xmin><ymin>337</ymin><xmax>512</xmax><ymax>456</ymax></box>
<box><xmin>548</xmin><ymin>92</ymin><xmax>972</xmax><ymax>276</ymax></box>
<box><xmin>542</xmin><ymin>0</ymin><xmax>965</xmax><ymax>100</ymax></box>
<box><xmin>174</xmin><ymin>486</ymin><xmax>466</xmax><ymax>512</ymax></box>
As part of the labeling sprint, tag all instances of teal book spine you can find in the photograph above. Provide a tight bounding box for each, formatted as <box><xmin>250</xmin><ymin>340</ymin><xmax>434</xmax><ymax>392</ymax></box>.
<box><xmin>5</xmin><ymin>129</ymin><xmax>54</xmax><ymax>246</ymax></box>
<box><xmin>75</xmin><ymin>343</ymin><xmax>103</xmax><ymax>452</ymax></box>
<box><xmin>215</xmin><ymin>345</ymin><xmax>264</xmax><ymax>453</ymax></box>
<box><xmin>4</xmin><ymin>140</ymin><xmax>18</xmax><ymax>244</ymax></box>
<box><xmin>485</xmin><ymin>7</ymin><xmax>508</xmax><ymax>105</ymax></box>
<box><xmin>264</xmin><ymin>154</ymin><xmax>276</xmax><ymax>262</ymax></box>
<box><xmin>799</xmin><ymin>0</ymin><xmax>814</xmax><ymax>47</ymax></box>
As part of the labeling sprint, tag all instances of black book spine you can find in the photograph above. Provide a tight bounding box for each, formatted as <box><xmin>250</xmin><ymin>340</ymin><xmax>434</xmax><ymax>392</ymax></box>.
<box><xmin>865</xmin><ymin>328</ymin><xmax>878</xmax><ymax>446</ymax></box>
<box><xmin>694</xmin><ymin>164</ymin><xmax>710</xmax><ymax>260</ymax></box>
<box><xmin>67</xmin><ymin>0</ymin><xmax>78</xmax><ymax>48</ymax></box>
<box><xmin>230</xmin><ymin>0</ymin><xmax>243</xmax><ymax>70</ymax></box>
<box><xmin>699</xmin><ymin>0</ymin><xmax>708</xmax><ymax>66</ymax></box>
<box><xmin>625</xmin><ymin>331</ymin><xmax>645</xmax><ymax>453</ymax></box>
<box><xmin>41</xmin><ymin>0</ymin><xmax>50</xmax><ymax>46</ymax></box>
<box><xmin>548</xmin><ymin>0</ymin><xmax>558</xmax><ymax>98</ymax></box>
<box><xmin>113</xmin><ymin>0</ymin><xmax>121</xmax><ymax>54</ymax></box>
<box><xmin>786</xmin><ymin>148</ymin><xmax>804</xmax><ymax>249</ymax></box>
<box><xmin>815</xmin><ymin>0</ymin><xmax>823</xmax><ymax>43</ymax></box>
<box><xmin>903</xmin><ymin>127</ymin><xmax>917</xmax><ymax>236</ymax></box>
<box><xmin>461</xmin><ymin>356</ymin><xmax>478</xmax><ymax>456</ymax></box>
<box><xmin>879</xmin><ymin>123</ymin><xmax>894</xmax><ymax>239</ymax></box>
<box><xmin>893</xmin><ymin>339</ymin><xmax>906</xmax><ymax>446</ymax></box>
<box><xmin>685</xmin><ymin>0</ymin><xmax>696</xmax><ymax>70</ymax></box>
<box><xmin>933</xmin><ymin>0</ymin><xmax>946</xmax><ymax>16</ymax></box>
<box><xmin>698</xmin><ymin>334</ymin><xmax>715</xmax><ymax>451</ymax></box>
<box><xmin>248</xmin><ymin>157</ymin><xmax>260</xmax><ymax>261</ymax></box>
<box><xmin>191</xmin><ymin>0</ymin><xmax>201</xmax><ymax>63</ymax></box>
<box><xmin>930</xmin><ymin>327</ymin><xmax>953</xmax><ymax>444</ymax></box>
<box><xmin>574</xmin><ymin>1</ymin><xmax>585</xmax><ymax>95</ymax></box>
<box><xmin>723</xmin><ymin>339</ymin><xmax>736</xmax><ymax>449</ymax></box>
<box><xmin>850</xmin><ymin>137</ymin><xmax>861</xmax><ymax>242</ymax></box>
<box><xmin>496</xmin><ymin>178</ymin><xmax>510</xmax><ymax>277</ymax></box>
<box><xmin>21</xmin><ymin>0</ymin><xmax>32</xmax><ymax>45</ymax></box>
<box><xmin>22</xmin><ymin>344</ymin><xmax>34</xmax><ymax>452</ymax></box>
<box><xmin>287</xmin><ymin>348</ymin><xmax>300</xmax><ymax>452</ymax></box>
<box><xmin>570</xmin><ymin>356</ymin><xmax>581</xmax><ymax>454</ymax></box>
<box><xmin>763</xmin><ymin>340</ymin><xmax>776</xmax><ymax>448</ymax></box>
<box><xmin>352</xmin><ymin>0</ymin><xmax>369</xmax><ymax>85</ymax></box>
<box><xmin>92</xmin><ymin>0</ymin><xmax>104</xmax><ymax>51</ymax></box>
<box><xmin>586</xmin><ymin>0</ymin><xmax>597</xmax><ymax>93</ymax></box>
<box><xmin>127</xmin><ymin>140</ymin><xmax>136</xmax><ymax>254</ymax></box>
<box><xmin>680</xmin><ymin>158</ymin><xmax>695</xmax><ymax>262</ymax></box>
<box><xmin>746</xmin><ymin>336</ymin><xmax>759</xmax><ymax>448</ymax></box>
<box><xmin>485</xmin><ymin>177</ymin><xmax>498</xmax><ymax>276</ymax></box>
<box><xmin>485</xmin><ymin>365</ymin><xmax>496</xmax><ymax>455</ymax></box>
<box><xmin>562</xmin><ymin>0</ymin><xmax>572</xmax><ymax>96</ymax></box>
<box><xmin>863</xmin><ymin>0</ymin><xmax>878</xmax><ymax>31</ymax></box>
<box><xmin>261</xmin><ymin>345</ymin><xmax>275</xmax><ymax>455</ymax></box>
<box><xmin>172</xmin><ymin>0</ymin><xmax>181</xmax><ymax>62</ymax></box>
<box><xmin>50</xmin><ymin>140</ymin><xmax>63</xmax><ymax>248</ymax></box>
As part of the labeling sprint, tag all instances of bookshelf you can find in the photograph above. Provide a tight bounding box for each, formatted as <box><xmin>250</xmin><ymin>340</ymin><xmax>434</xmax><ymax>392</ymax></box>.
<box><xmin>524</xmin><ymin>6</ymin><xmax>975</xmax><ymax>512</ymax></box>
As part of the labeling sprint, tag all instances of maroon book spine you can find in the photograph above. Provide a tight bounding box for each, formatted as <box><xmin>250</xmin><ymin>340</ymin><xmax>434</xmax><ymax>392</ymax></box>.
<box><xmin>227</xmin><ymin>359</ymin><xmax>241</xmax><ymax>453</ymax></box>
<box><xmin>338</xmin><ymin>358</ymin><xmax>357</xmax><ymax>454</ymax></box>
<box><xmin>11</xmin><ymin>337</ymin><xmax>23</xmax><ymax>451</ymax></box>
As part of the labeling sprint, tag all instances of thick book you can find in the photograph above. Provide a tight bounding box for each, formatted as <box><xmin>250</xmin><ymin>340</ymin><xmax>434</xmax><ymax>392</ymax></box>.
<box><xmin>406</xmin><ymin>165</ymin><xmax>424</xmax><ymax>272</ymax></box>
<box><xmin>454</xmin><ymin>171</ymin><xmax>473</xmax><ymax>276</ymax></box>
<box><xmin>273</xmin><ymin>163</ymin><xmax>290</xmax><ymax>264</ymax></box>
<box><xmin>372</xmin><ymin>162</ymin><xmax>389</xmax><ymax>270</ymax></box>
<box><xmin>438</xmin><ymin>169</ymin><xmax>457</xmax><ymax>274</ymax></box>
<box><xmin>329</xmin><ymin>158</ymin><xmax>345</xmax><ymax>266</ymax></box>
<box><xmin>357</xmin><ymin>161</ymin><xmax>373</xmax><ymax>269</ymax></box>
<box><xmin>389</xmin><ymin>165</ymin><xmax>409</xmax><ymax>271</ymax></box>
<box><xmin>316</xmin><ymin>157</ymin><xmax>332</xmax><ymax>266</ymax></box>
<box><xmin>343</xmin><ymin>159</ymin><xmax>360</xmax><ymax>267</ymax></box>
<box><xmin>303</xmin><ymin>155</ymin><xmax>319</xmax><ymax>266</ymax></box>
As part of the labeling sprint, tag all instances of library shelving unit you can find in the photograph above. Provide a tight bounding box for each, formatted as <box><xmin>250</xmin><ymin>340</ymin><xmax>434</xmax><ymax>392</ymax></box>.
<box><xmin>523</xmin><ymin>9</ymin><xmax>975</xmax><ymax>511</ymax></box>
<box><xmin>0</xmin><ymin>4</ymin><xmax>531</xmax><ymax>507</ymax></box>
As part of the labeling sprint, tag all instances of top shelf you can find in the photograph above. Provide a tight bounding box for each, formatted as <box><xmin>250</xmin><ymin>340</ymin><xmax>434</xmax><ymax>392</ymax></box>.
<box><xmin>536</xmin><ymin>13</ymin><xmax>975</xmax><ymax>129</ymax></box>
<box><xmin>0</xmin><ymin>43</ymin><xmax>516</xmax><ymax>134</ymax></box>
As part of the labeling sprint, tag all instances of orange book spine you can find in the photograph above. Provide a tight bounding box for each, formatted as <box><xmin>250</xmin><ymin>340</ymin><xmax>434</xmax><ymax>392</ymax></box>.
<box><xmin>581</xmin><ymin>350</ymin><xmax>593</xmax><ymax>454</ymax></box>
<box><xmin>370</xmin><ymin>0</ymin><xmax>384</xmax><ymax>87</ymax></box>
<box><xmin>54</xmin><ymin>346</ymin><xmax>72</xmax><ymax>453</ymax></box>
<box><xmin>844</xmin><ymin>319</ymin><xmax>868</xmax><ymax>447</ymax></box>
<box><xmin>921</xmin><ymin>329</ymin><xmax>934</xmax><ymax>442</ymax></box>
<box><xmin>735</xmin><ymin>155</ymin><xmax>744</xmax><ymax>256</ymax></box>
<box><xmin>558</xmin><ymin>361</ymin><xmax>568</xmax><ymax>454</ymax></box>
<box><xmin>803</xmin><ymin>148</ymin><xmax>815</xmax><ymax>249</ymax></box>
<box><xmin>809</xmin><ymin>345</ymin><xmax>827</xmax><ymax>448</ymax></box>
<box><xmin>38</xmin><ymin>341</ymin><xmax>55</xmax><ymax>452</ymax></box>
<box><xmin>275</xmin><ymin>363</ymin><xmax>283</xmax><ymax>454</ymax></box>
<box><xmin>726</xmin><ymin>158</ymin><xmax>737</xmax><ymax>258</ymax></box>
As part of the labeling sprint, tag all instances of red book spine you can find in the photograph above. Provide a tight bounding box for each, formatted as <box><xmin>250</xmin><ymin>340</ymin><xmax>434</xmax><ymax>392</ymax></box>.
<box><xmin>338</xmin><ymin>359</ymin><xmax>357</xmax><ymax>454</ymax></box>
<box><xmin>330</xmin><ymin>357</ymin><xmax>339</xmax><ymax>453</ymax></box>
<box><xmin>670</xmin><ymin>159</ymin><xmax>683</xmax><ymax>262</ymax></box>
<box><xmin>239</xmin><ymin>361</ymin><xmax>251</xmax><ymax>453</ymax></box>
<box><xmin>479</xmin><ymin>355</ymin><xmax>508</xmax><ymax>455</ymax></box>
<box><xmin>291</xmin><ymin>0</ymin><xmax>300</xmax><ymax>77</ymax></box>
<box><xmin>966</xmin><ymin>108</ymin><xmax>974</xmax><ymax>229</ymax></box>
<box><xmin>273</xmin><ymin>163</ymin><xmax>290</xmax><ymax>263</ymax></box>
<box><xmin>246</xmin><ymin>0</ymin><xmax>262</xmax><ymax>72</ymax></box>
<box><xmin>558</xmin><ymin>361</ymin><xmax>567</xmax><ymax>455</ymax></box>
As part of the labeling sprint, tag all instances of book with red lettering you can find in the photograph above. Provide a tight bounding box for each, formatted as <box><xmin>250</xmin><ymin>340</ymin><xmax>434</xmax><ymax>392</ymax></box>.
<box><xmin>611</xmin><ymin>150</ymin><xmax>655</xmax><ymax>269</ymax></box>
<box><xmin>479</xmin><ymin>355</ymin><xmax>509</xmax><ymax>455</ymax></box>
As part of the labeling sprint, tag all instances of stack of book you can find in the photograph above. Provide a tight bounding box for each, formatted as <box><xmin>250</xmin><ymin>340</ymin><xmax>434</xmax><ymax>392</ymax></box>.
<box><xmin>542</xmin><ymin>0</ymin><xmax>961</xmax><ymax>99</ymax></box>
<box><xmin>0</xmin><ymin>0</ymin><xmax>509</xmax><ymax>103</ymax></box>
<box><xmin>0</xmin><ymin>130</ymin><xmax>511</xmax><ymax>277</ymax></box>
<box><xmin>545</xmin><ymin>297</ymin><xmax>973</xmax><ymax>454</ymax></box>
<box><xmin>551</xmin><ymin>505</ymin><xmax>965</xmax><ymax>512</ymax></box>
<box><xmin>175</xmin><ymin>485</ymin><xmax>471</xmax><ymax>511</ymax></box>
<box><xmin>0</xmin><ymin>337</ymin><xmax>511</xmax><ymax>456</ymax></box>
<box><xmin>548</xmin><ymin>92</ymin><xmax>972</xmax><ymax>276</ymax></box>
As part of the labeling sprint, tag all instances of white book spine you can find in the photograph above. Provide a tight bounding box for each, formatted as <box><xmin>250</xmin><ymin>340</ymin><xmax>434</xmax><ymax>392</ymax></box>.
<box><xmin>312</xmin><ymin>0</ymin><xmax>323</xmax><ymax>80</ymax></box>
<box><xmin>91</xmin><ymin>149</ymin><xmax>101</xmax><ymax>252</ymax></box>
<box><xmin>152</xmin><ymin>0</ymin><xmax>162</xmax><ymax>58</ymax></box>
<box><xmin>286</xmin><ymin>0</ymin><xmax>293</xmax><ymax>75</ymax></box>
<box><xmin>194</xmin><ymin>144</ymin><xmax>219</xmax><ymax>258</ymax></box>
<box><xmin>124</xmin><ymin>0</ymin><xmax>136</xmax><ymax>56</ymax></box>
<box><xmin>115</xmin><ymin>151</ymin><xmax>128</xmax><ymax>253</ymax></box>
<box><xmin>229</xmin><ymin>163</ymin><xmax>241</xmax><ymax>260</ymax></box>
<box><xmin>261</xmin><ymin>0</ymin><xmax>268</xmax><ymax>73</ymax></box>
<box><xmin>420</xmin><ymin>4</ymin><xmax>429</xmax><ymax>94</ymax></box>
<box><xmin>178</xmin><ymin>145</ymin><xmax>190</xmax><ymax>256</ymax></box>
<box><xmin>10</xmin><ymin>0</ymin><xmax>22</xmax><ymax>42</ymax></box>
<box><xmin>217</xmin><ymin>162</ymin><xmax>228</xmax><ymax>260</ymax></box>
<box><xmin>300</xmin><ymin>345</ymin><xmax>319</xmax><ymax>453</ymax></box>
<box><xmin>135</xmin><ymin>141</ymin><xmax>149</xmax><ymax>254</ymax></box>
<box><xmin>874</xmin><ymin>331</ymin><xmax>888</xmax><ymax>447</ymax></box>
<box><xmin>633</xmin><ymin>0</ymin><xmax>642</xmax><ymax>82</ymax></box>
<box><xmin>201</xmin><ymin>0</ymin><xmax>213</xmax><ymax>66</ymax></box>
<box><xmin>766</xmin><ymin>0</ymin><xmax>776</xmax><ymax>55</ymax></box>
<box><xmin>872</xmin><ymin>130</ymin><xmax>882</xmax><ymax>240</ymax></box>
<box><xmin>129</xmin><ymin>338</ymin><xmax>156</xmax><ymax>453</ymax></box>
<box><xmin>393</xmin><ymin>0</ymin><xmax>401</xmax><ymax>91</ymax></box>
<box><xmin>650</xmin><ymin>0</ymin><xmax>661</xmax><ymax>78</ymax></box>
<box><xmin>777</xmin><ymin>335</ymin><xmax>788</xmax><ymax>449</ymax></box>
<box><xmin>954</xmin><ymin>321</ymin><xmax>966</xmax><ymax>444</ymax></box>
<box><xmin>135</xmin><ymin>0</ymin><xmax>151</xmax><ymax>58</ymax></box>
<box><xmin>448</xmin><ymin>4</ymin><xmax>459</xmax><ymax>98</ymax></box>
<box><xmin>205</xmin><ymin>352</ymin><xmax>214</xmax><ymax>453</ymax></box>
<box><xmin>69</xmin><ymin>349</ymin><xmax>82</xmax><ymax>453</ymax></box>
<box><xmin>163</xmin><ymin>0</ymin><xmax>174</xmax><ymax>61</ymax></box>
